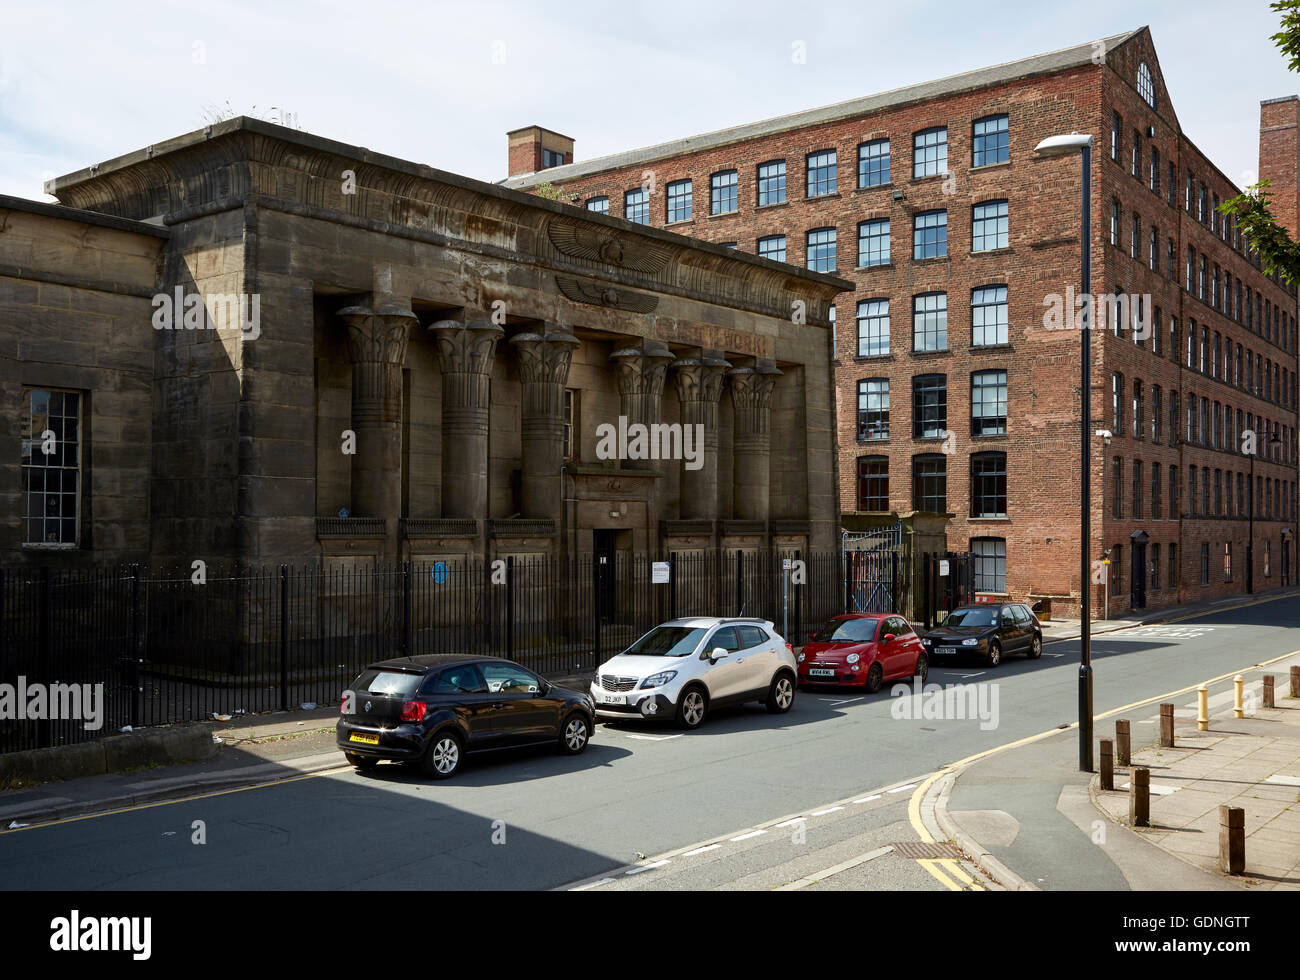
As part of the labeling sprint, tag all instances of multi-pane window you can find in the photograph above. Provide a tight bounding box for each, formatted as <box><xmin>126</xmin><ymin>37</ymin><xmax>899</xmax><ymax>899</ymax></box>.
<box><xmin>1150</xmin><ymin>147</ymin><xmax>1160</xmax><ymax>193</ymax></box>
<box><xmin>1112</xmin><ymin>457</ymin><xmax>1124</xmax><ymax>518</ymax></box>
<box><xmin>756</xmin><ymin>160</ymin><xmax>787</xmax><ymax>206</ymax></box>
<box><xmin>971</xmin><ymin>452</ymin><xmax>1007</xmax><ymax>517</ymax></box>
<box><xmin>1112</xmin><ymin>372</ymin><xmax>1124</xmax><ymax>432</ymax></box>
<box><xmin>1168</xmin><ymin>543</ymin><xmax>1178</xmax><ymax>588</ymax></box>
<box><xmin>1111</xmin><ymin>199</ymin><xmax>1120</xmax><ymax>246</ymax></box>
<box><xmin>972</xmin><ymin>538</ymin><xmax>1007</xmax><ymax>593</ymax></box>
<box><xmin>857</xmin><ymin>456</ymin><xmax>889</xmax><ymax>511</ymax></box>
<box><xmin>1152</xmin><ymin>384</ymin><xmax>1163</xmax><ymax>441</ymax></box>
<box><xmin>971</xmin><ymin>369</ymin><xmax>1008</xmax><ymax>436</ymax></box>
<box><xmin>912</xmin><ymin>374</ymin><xmax>948</xmax><ymax>438</ymax></box>
<box><xmin>1132</xmin><ymin>459</ymin><xmax>1144</xmax><ymax>519</ymax></box>
<box><xmin>1152</xmin><ymin>462</ymin><xmax>1162</xmax><ymax>518</ymax></box>
<box><xmin>710</xmin><ymin>170</ymin><xmax>738</xmax><ymax>215</ymax></box>
<box><xmin>806</xmin><ymin>150</ymin><xmax>837</xmax><ymax>197</ymax></box>
<box><xmin>666</xmin><ymin>179</ymin><xmax>692</xmax><ymax>223</ymax></box>
<box><xmin>21</xmin><ymin>388</ymin><xmax>81</xmax><ymax>546</ymax></box>
<box><xmin>858</xmin><ymin>139</ymin><xmax>890</xmax><ymax>188</ymax></box>
<box><xmin>856</xmin><ymin>299</ymin><xmax>890</xmax><ymax>357</ymax></box>
<box><xmin>913</xmin><ymin>127</ymin><xmax>948</xmax><ymax>178</ymax></box>
<box><xmin>585</xmin><ymin>196</ymin><xmax>609</xmax><ymax>214</ymax></box>
<box><xmin>972</xmin><ymin>114</ymin><xmax>1009</xmax><ymax>167</ymax></box>
<box><xmin>1111</xmin><ymin>112</ymin><xmax>1122</xmax><ymax>161</ymax></box>
<box><xmin>624</xmin><ymin>188</ymin><xmax>649</xmax><ymax>225</ymax></box>
<box><xmin>1170</xmin><ymin>465</ymin><xmax>1180</xmax><ymax>516</ymax></box>
<box><xmin>1131</xmin><ymin>212</ymin><xmax>1140</xmax><ymax>259</ymax></box>
<box><xmin>971</xmin><ymin>285</ymin><xmax>1008</xmax><ymax>346</ymax></box>
<box><xmin>806</xmin><ymin>227</ymin><xmax>837</xmax><ymax>272</ymax></box>
<box><xmin>858</xmin><ymin>218</ymin><xmax>890</xmax><ymax>267</ymax></box>
<box><xmin>1131</xmin><ymin>129</ymin><xmax>1140</xmax><ymax>177</ymax></box>
<box><xmin>972</xmin><ymin>200</ymin><xmax>1008</xmax><ymax>251</ymax></box>
<box><xmin>912</xmin><ymin>454</ymin><xmax>947</xmax><ymax>512</ymax></box>
<box><xmin>542</xmin><ymin>148</ymin><xmax>565</xmax><ymax>168</ymax></box>
<box><xmin>1151</xmin><ymin>543</ymin><xmax>1161</xmax><ymax>590</ymax></box>
<box><xmin>1132</xmin><ymin>380</ymin><xmax>1144</xmax><ymax>439</ymax></box>
<box><xmin>913</xmin><ymin>292</ymin><xmax>948</xmax><ymax>352</ymax></box>
<box><xmin>913</xmin><ymin>209</ymin><xmax>948</xmax><ymax>259</ymax></box>
<box><xmin>1138</xmin><ymin>62</ymin><xmax>1156</xmax><ymax>107</ymax></box>
<box><xmin>757</xmin><ymin>234</ymin><xmax>786</xmax><ymax>263</ymax></box>
<box><xmin>857</xmin><ymin>378</ymin><xmax>890</xmax><ymax>440</ymax></box>
<box><xmin>1200</xmin><ymin>543</ymin><xmax>1210</xmax><ymax>585</ymax></box>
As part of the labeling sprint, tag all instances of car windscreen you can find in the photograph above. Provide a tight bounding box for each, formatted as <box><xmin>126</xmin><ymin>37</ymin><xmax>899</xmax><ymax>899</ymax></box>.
<box><xmin>352</xmin><ymin>669</ymin><xmax>423</xmax><ymax>698</ymax></box>
<box><xmin>941</xmin><ymin>608</ymin><xmax>996</xmax><ymax>628</ymax></box>
<box><xmin>623</xmin><ymin>626</ymin><xmax>707</xmax><ymax>657</ymax></box>
<box><xmin>814</xmin><ymin>618</ymin><xmax>877</xmax><ymax>643</ymax></box>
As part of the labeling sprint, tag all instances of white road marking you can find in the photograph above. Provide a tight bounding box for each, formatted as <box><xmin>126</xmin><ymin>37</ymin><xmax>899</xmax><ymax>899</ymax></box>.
<box><xmin>623</xmin><ymin>733</ymin><xmax>683</xmax><ymax>741</ymax></box>
<box><xmin>810</xmin><ymin>806</ymin><xmax>844</xmax><ymax>816</ymax></box>
<box><xmin>682</xmin><ymin>843</ymin><xmax>722</xmax><ymax>857</ymax></box>
<box><xmin>853</xmin><ymin>794</ymin><xmax>882</xmax><ymax>804</ymax></box>
<box><xmin>625</xmin><ymin>860</ymin><xmax>669</xmax><ymax>875</ymax></box>
<box><xmin>887</xmin><ymin>783</ymin><xmax>917</xmax><ymax>794</ymax></box>
<box><xmin>775</xmin><ymin>846</ymin><xmax>894</xmax><ymax>890</ymax></box>
<box><xmin>1266</xmin><ymin>774</ymin><xmax>1300</xmax><ymax>787</ymax></box>
<box><xmin>960</xmin><ymin>672</ymin><xmax>986</xmax><ymax>679</ymax></box>
<box><xmin>569</xmin><ymin>878</ymin><xmax>615</xmax><ymax>891</ymax></box>
<box><xmin>730</xmin><ymin>830</ymin><xmax>766</xmax><ymax>842</ymax></box>
<box><xmin>829</xmin><ymin>697</ymin><xmax>865</xmax><ymax>706</ymax></box>
<box><xmin>775</xmin><ymin>818</ymin><xmax>806</xmax><ymax>828</ymax></box>
<box><xmin>1046</xmin><ymin>653</ymin><xmax>1065</xmax><ymax>658</ymax></box>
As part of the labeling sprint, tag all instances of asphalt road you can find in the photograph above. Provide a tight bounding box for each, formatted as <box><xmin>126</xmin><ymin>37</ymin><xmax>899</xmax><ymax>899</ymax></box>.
<box><xmin>2</xmin><ymin>594</ymin><xmax>1296</xmax><ymax>890</ymax></box>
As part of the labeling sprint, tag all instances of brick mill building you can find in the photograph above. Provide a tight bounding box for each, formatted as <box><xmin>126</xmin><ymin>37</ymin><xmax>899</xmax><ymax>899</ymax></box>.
<box><xmin>505</xmin><ymin>26</ymin><xmax>1300</xmax><ymax>616</ymax></box>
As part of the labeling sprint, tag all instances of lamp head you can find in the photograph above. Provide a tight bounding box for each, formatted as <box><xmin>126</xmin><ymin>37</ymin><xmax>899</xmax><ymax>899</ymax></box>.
<box><xmin>1035</xmin><ymin>133</ymin><xmax>1094</xmax><ymax>158</ymax></box>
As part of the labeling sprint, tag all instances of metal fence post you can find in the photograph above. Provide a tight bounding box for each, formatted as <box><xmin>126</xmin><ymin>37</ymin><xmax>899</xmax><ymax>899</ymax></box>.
<box><xmin>130</xmin><ymin>565</ymin><xmax>143</xmax><ymax>729</ymax></box>
<box><xmin>891</xmin><ymin>551</ymin><xmax>899</xmax><ymax>615</ymax></box>
<box><xmin>735</xmin><ymin>549</ymin><xmax>744</xmax><ymax>616</ymax></box>
<box><xmin>38</xmin><ymin>567</ymin><xmax>51</xmax><ymax>749</ymax></box>
<box><xmin>279</xmin><ymin>564</ymin><xmax>289</xmax><ymax>711</ymax></box>
<box><xmin>592</xmin><ymin>556</ymin><xmax>601</xmax><ymax>662</ymax></box>
<box><xmin>793</xmin><ymin>548</ymin><xmax>802</xmax><ymax>645</ymax></box>
<box><xmin>402</xmin><ymin>560</ymin><xmax>412</xmax><ymax>656</ymax></box>
<box><xmin>506</xmin><ymin>555</ymin><xmax>515</xmax><ymax>659</ymax></box>
<box><xmin>670</xmin><ymin>552</ymin><xmax>677</xmax><ymax>621</ymax></box>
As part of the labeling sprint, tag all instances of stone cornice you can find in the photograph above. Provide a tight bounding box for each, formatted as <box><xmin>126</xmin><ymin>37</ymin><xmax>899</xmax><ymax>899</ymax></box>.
<box><xmin>45</xmin><ymin>117</ymin><xmax>850</xmax><ymax>324</ymax></box>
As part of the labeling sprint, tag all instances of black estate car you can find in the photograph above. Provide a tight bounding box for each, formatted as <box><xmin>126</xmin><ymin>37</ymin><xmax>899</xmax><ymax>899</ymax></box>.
<box><xmin>919</xmin><ymin>603</ymin><xmax>1043</xmax><ymax>666</ymax></box>
<box><xmin>337</xmin><ymin>655</ymin><xmax>596</xmax><ymax>779</ymax></box>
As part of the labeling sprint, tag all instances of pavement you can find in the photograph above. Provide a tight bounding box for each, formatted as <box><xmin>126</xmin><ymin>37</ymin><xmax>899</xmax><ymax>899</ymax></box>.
<box><xmin>924</xmin><ymin>586</ymin><xmax>1300</xmax><ymax>891</ymax></box>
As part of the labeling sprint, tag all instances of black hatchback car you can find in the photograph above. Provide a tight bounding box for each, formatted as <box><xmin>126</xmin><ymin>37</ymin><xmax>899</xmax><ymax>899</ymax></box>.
<box><xmin>336</xmin><ymin>655</ymin><xmax>596</xmax><ymax>779</ymax></box>
<box><xmin>919</xmin><ymin>602</ymin><xmax>1042</xmax><ymax>666</ymax></box>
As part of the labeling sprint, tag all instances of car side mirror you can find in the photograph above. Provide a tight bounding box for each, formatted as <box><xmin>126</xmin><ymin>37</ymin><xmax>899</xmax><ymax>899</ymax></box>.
<box><xmin>882</xmin><ymin>633</ymin><xmax>896</xmax><ymax>644</ymax></box>
<box><xmin>707</xmin><ymin>647</ymin><xmax>728</xmax><ymax>660</ymax></box>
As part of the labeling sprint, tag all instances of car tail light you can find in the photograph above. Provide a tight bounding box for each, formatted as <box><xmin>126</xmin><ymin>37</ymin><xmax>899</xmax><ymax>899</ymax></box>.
<box><xmin>785</xmin><ymin>642</ymin><xmax>794</xmax><ymax>653</ymax></box>
<box><xmin>400</xmin><ymin>701</ymin><xmax>427</xmax><ymax>722</ymax></box>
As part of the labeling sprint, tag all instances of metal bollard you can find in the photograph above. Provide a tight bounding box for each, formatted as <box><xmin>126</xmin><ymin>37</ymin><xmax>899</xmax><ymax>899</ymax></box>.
<box><xmin>1197</xmin><ymin>684</ymin><xmax>1209</xmax><ymax>731</ymax></box>
<box><xmin>1100</xmin><ymin>738</ymin><xmax>1114</xmax><ymax>791</ymax></box>
<box><xmin>1219</xmin><ymin>805</ymin><xmax>1245</xmax><ymax>874</ymax></box>
<box><xmin>1130</xmin><ymin>766</ymin><xmax>1150</xmax><ymax>827</ymax></box>
<box><xmin>1233</xmin><ymin>675</ymin><xmax>1245</xmax><ymax>719</ymax></box>
<box><xmin>1264</xmin><ymin>675</ymin><xmax>1275</xmax><ymax>709</ymax></box>
<box><xmin>1291</xmin><ymin>665</ymin><xmax>1300</xmax><ymax>699</ymax></box>
<box><xmin>1159</xmin><ymin>703</ymin><xmax>1175</xmax><ymax>747</ymax></box>
<box><xmin>1115</xmin><ymin>719</ymin><xmax>1131</xmax><ymax>767</ymax></box>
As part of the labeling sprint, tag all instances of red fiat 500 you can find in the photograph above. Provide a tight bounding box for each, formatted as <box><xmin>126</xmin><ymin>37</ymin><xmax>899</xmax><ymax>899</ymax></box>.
<box><xmin>797</xmin><ymin>613</ymin><xmax>928</xmax><ymax>693</ymax></box>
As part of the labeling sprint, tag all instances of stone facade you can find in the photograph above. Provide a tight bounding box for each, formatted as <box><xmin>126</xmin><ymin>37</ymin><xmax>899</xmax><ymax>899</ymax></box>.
<box><xmin>1</xmin><ymin>118</ymin><xmax>849</xmax><ymax>570</ymax></box>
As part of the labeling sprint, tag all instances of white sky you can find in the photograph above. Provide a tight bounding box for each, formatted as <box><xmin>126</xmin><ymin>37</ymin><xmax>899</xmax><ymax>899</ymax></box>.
<box><xmin>1</xmin><ymin>0</ymin><xmax>1296</xmax><ymax>201</ymax></box>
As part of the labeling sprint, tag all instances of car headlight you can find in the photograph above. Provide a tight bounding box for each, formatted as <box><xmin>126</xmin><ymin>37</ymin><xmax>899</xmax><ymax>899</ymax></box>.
<box><xmin>641</xmin><ymin>671</ymin><xmax>677</xmax><ymax>689</ymax></box>
<box><xmin>962</xmin><ymin>637</ymin><xmax>980</xmax><ymax>647</ymax></box>
<box><xmin>921</xmin><ymin>638</ymin><xmax>931</xmax><ymax>646</ymax></box>
<box><xmin>846</xmin><ymin>653</ymin><xmax>860</xmax><ymax>664</ymax></box>
<box><xmin>797</xmin><ymin>653</ymin><xmax>805</xmax><ymax>663</ymax></box>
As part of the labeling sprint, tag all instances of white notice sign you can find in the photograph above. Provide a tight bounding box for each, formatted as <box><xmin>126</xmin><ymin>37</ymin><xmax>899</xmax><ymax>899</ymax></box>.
<box><xmin>652</xmin><ymin>561</ymin><xmax>670</xmax><ymax>584</ymax></box>
<box><xmin>938</xmin><ymin>560</ymin><xmax>950</xmax><ymax>577</ymax></box>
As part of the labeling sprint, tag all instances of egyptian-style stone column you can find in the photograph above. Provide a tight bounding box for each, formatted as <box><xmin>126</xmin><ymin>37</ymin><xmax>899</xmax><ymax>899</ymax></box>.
<box><xmin>673</xmin><ymin>354</ymin><xmax>730</xmax><ymax>520</ymax></box>
<box><xmin>339</xmin><ymin>301</ymin><xmax>418</xmax><ymax>519</ymax></box>
<box><xmin>510</xmin><ymin>327</ymin><xmax>581</xmax><ymax>518</ymax></box>
<box><xmin>729</xmin><ymin>362</ymin><xmax>782</xmax><ymax>521</ymax></box>
<box><xmin>610</xmin><ymin>342</ymin><xmax>674</xmax><ymax>470</ymax></box>
<box><xmin>430</xmin><ymin>317</ymin><xmax>505</xmax><ymax>519</ymax></box>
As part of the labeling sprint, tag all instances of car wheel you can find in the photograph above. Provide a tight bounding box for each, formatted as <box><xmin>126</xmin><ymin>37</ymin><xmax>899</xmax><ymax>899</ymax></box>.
<box><xmin>419</xmin><ymin>731</ymin><xmax>463</xmax><ymax>779</ymax></box>
<box><xmin>766</xmin><ymin>672</ymin><xmax>795</xmax><ymax>714</ymax></box>
<box><xmin>986</xmin><ymin>641</ymin><xmax>1002</xmax><ymax>667</ymax></box>
<box><xmin>675</xmin><ymin>686</ymin><xmax>708</xmax><ymax>729</ymax></box>
<box><xmin>344</xmin><ymin>751</ymin><xmax>380</xmax><ymax>770</ymax></box>
<box><xmin>914</xmin><ymin>652</ymin><xmax>929</xmax><ymax>684</ymax></box>
<box><xmin>864</xmin><ymin>662</ymin><xmax>884</xmax><ymax>694</ymax></box>
<box><xmin>1027</xmin><ymin>634</ymin><xmax>1043</xmax><ymax>659</ymax></box>
<box><xmin>559</xmin><ymin>712</ymin><xmax>592</xmax><ymax>755</ymax></box>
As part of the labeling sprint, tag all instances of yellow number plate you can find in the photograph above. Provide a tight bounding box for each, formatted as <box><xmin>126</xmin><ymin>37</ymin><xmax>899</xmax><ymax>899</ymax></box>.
<box><xmin>349</xmin><ymin>732</ymin><xmax>379</xmax><ymax>745</ymax></box>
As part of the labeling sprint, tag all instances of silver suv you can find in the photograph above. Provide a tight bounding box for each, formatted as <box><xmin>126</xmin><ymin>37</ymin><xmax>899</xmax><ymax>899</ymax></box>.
<box><xmin>591</xmin><ymin>618</ymin><xmax>797</xmax><ymax>729</ymax></box>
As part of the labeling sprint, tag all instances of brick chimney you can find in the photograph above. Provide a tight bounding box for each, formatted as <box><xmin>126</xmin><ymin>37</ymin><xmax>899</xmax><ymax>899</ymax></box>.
<box><xmin>507</xmin><ymin>126</ymin><xmax>575</xmax><ymax>178</ymax></box>
<box><xmin>1259</xmin><ymin>96</ymin><xmax>1300</xmax><ymax>239</ymax></box>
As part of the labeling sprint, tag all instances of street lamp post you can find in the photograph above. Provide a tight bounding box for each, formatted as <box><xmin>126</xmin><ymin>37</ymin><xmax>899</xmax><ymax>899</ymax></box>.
<box><xmin>1035</xmin><ymin>132</ymin><xmax>1095</xmax><ymax>772</ymax></box>
<box><xmin>1247</xmin><ymin>425</ymin><xmax>1283</xmax><ymax>594</ymax></box>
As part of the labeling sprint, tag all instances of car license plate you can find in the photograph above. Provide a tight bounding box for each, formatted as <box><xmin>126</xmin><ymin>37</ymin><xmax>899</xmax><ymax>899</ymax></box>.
<box><xmin>599</xmin><ymin>694</ymin><xmax>625</xmax><ymax>705</ymax></box>
<box><xmin>809</xmin><ymin>668</ymin><xmax>836</xmax><ymax>678</ymax></box>
<box><xmin>349</xmin><ymin>732</ymin><xmax>379</xmax><ymax>745</ymax></box>
<box><xmin>937</xmin><ymin>646</ymin><xmax>957</xmax><ymax>655</ymax></box>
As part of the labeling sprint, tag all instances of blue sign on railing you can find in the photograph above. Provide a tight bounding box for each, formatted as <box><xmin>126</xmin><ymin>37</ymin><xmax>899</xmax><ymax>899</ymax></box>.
<box><xmin>432</xmin><ymin>561</ymin><xmax>448</xmax><ymax>584</ymax></box>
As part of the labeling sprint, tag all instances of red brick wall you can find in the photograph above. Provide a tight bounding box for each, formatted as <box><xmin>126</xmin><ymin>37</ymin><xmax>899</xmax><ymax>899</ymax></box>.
<box><xmin>1259</xmin><ymin>96</ymin><xmax>1300</xmax><ymax>240</ymax></box>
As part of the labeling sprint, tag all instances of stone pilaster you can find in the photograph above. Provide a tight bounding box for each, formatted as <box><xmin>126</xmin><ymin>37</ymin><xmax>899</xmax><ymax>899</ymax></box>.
<box><xmin>729</xmin><ymin>362</ymin><xmax>782</xmax><ymax>522</ymax></box>
<box><xmin>510</xmin><ymin>327</ymin><xmax>581</xmax><ymax>518</ymax></box>
<box><xmin>339</xmin><ymin>301</ymin><xmax>418</xmax><ymax>520</ymax></box>
<box><xmin>610</xmin><ymin>342</ymin><xmax>674</xmax><ymax>470</ymax></box>
<box><xmin>672</xmin><ymin>353</ymin><xmax>730</xmax><ymax>520</ymax></box>
<box><xmin>430</xmin><ymin>316</ymin><xmax>505</xmax><ymax>520</ymax></box>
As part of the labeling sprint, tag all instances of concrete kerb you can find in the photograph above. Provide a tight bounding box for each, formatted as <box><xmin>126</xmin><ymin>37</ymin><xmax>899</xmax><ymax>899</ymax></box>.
<box><xmin>924</xmin><ymin>767</ymin><xmax>1037</xmax><ymax>892</ymax></box>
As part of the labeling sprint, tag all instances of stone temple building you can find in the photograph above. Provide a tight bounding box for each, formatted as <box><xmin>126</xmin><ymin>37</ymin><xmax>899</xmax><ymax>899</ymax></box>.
<box><xmin>1</xmin><ymin>117</ymin><xmax>848</xmax><ymax>572</ymax></box>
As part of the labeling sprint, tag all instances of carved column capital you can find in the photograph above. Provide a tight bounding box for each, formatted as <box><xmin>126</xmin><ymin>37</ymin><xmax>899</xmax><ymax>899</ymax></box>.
<box><xmin>340</xmin><ymin>303</ymin><xmax>417</xmax><ymax>366</ymax></box>
<box><xmin>729</xmin><ymin>364</ymin><xmax>782</xmax><ymax>435</ymax></box>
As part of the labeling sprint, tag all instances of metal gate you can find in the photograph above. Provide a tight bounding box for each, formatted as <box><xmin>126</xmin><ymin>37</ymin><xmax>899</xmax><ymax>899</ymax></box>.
<box><xmin>841</xmin><ymin>525</ymin><xmax>901</xmax><ymax>614</ymax></box>
<box><xmin>922</xmin><ymin>551</ymin><xmax>976</xmax><ymax>628</ymax></box>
